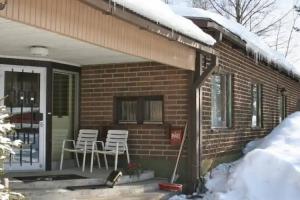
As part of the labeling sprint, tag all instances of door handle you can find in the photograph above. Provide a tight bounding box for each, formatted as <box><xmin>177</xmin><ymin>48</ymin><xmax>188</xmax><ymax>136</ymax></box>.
<box><xmin>39</xmin><ymin>121</ymin><xmax>44</xmax><ymax>127</ymax></box>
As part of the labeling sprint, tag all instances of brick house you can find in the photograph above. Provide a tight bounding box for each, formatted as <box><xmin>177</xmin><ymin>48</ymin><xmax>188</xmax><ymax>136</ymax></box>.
<box><xmin>0</xmin><ymin>0</ymin><xmax>216</xmax><ymax>186</ymax></box>
<box><xmin>171</xmin><ymin>6</ymin><xmax>300</xmax><ymax>188</ymax></box>
<box><xmin>0</xmin><ymin>0</ymin><xmax>300</xmax><ymax>192</ymax></box>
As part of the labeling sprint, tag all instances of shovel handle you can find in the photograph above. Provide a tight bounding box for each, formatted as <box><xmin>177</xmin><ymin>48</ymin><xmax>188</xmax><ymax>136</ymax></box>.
<box><xmin>170</xmin><ymin>122</ymin><xmax>188</xmax><ymax>184</ymax></box>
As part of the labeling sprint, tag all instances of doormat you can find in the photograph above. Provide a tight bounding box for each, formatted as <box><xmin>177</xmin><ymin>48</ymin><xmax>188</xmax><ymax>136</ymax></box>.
<box><xmin>66</xmin><ymin>170</ymin><xmax>123</xmax><ymax>190</ymax></box>
<box><xmin>66</xmin><ymin>184</ymin><xmax>107</xmax><ymax>190</ymax></box>
<box><xmin>13</xmin><ymin>174</ymin><xmax>87</xmax><ymax>183</ymax></box>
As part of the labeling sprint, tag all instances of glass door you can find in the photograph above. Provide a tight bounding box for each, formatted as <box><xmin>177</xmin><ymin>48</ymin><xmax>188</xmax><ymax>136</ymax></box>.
<box><xmin>0</xmin><ymin>65</ymin><xmax>46</xmax><ymax>171</ymax></box>
<box><xmin>52</xmin><ymin>70</ymin><xmax>79</xmax><ymax>167</ymax></box>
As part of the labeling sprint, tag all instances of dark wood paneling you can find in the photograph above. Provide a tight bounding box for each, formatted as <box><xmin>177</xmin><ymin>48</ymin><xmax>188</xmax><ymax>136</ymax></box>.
<box><xmin>45</xmin><ymin>66</ymin><xmax>53</xmax><ymax>171</ymax></box>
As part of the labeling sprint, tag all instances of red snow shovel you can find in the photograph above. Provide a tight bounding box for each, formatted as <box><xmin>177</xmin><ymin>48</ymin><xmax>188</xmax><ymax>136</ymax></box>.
<box><xmin>159</xmin><ymin>123</ymin><xmax>188</xmax><ymax>192</ymax></box>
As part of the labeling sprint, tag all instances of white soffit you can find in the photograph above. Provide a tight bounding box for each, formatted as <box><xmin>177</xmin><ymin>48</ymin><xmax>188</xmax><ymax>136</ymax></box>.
<box><xmin>0</xmin><ymin>17</ymin><xmax>146</xmax><ymax>66</ymax></box>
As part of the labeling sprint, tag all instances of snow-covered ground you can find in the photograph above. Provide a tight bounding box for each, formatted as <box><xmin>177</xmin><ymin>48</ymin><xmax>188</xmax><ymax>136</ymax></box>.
<box><xmin>170</xmin><ymin>112</ymin><xmax>300</xmax><ymax>200</ymax></box>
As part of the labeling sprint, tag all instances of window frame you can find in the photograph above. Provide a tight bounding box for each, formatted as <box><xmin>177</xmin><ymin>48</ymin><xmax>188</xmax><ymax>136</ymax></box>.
<box><xmin>251</xmin><ymin>83</ymin><xmax>263</xmax><ymax>128</ymax></box>
<box><xmin>115</xmin><ymin>95</ymin><xmax>164</xmax><ymax>125</ymax></box>
<box><xmin>116</xmin><ymin>96</ymin><xmax>139</xmax><ymax>124</ymax></box>
<box><xmin>278</xmin><ymin>92</ymin><xmax>287</xmax><ymax>123</ymax></box>
<box><xmin>211</xmin><ymin>73</ymin><xmax>233</xmax><ymax>129</ymax></box>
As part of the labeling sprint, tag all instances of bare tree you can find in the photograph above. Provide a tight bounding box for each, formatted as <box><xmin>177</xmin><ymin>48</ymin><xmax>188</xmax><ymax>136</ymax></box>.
<box><xmin>192</xmin><ymin>0</ymin><xmax>212</xmax><ymax>9</ymax></box>
<box><xmin>191</xmin><ymin>0</ymin><xmax>291</xmax><ymax>36</ymax></box>
<box><xmin>285</xmin><ymin>9</ymin><xmax>299</xmax><ymax>57</ymax></box>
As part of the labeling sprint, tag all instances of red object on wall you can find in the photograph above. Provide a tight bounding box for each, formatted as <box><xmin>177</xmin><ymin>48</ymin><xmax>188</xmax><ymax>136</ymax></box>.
<box><xmin>170</xmin><ymin>127</ymin><xmax>183</xmax><ymax>145</ymax></box>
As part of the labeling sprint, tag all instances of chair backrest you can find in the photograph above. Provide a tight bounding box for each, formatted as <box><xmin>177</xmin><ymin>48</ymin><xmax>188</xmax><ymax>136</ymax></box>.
<box><xmin>105</xmin><ymin>130</ymin><xmax>128</xmax><ymax>153</ymax></box>
<box><xmin>75</xmin><ymin>129</ymin><xmax>99</xmax><ymax>150</ymax></box>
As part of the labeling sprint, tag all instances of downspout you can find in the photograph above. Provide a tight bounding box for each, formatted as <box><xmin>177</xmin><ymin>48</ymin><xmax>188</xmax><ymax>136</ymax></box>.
<box><xmin>187</xmin><ymin>52</ymin><xmax>219</xmax><ymax>193</ymax></box>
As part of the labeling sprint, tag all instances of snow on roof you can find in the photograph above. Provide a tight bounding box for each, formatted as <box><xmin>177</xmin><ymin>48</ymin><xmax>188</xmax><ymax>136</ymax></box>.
<box><xmin>111</xmin><ymin>0</ymin><xmax>216</xmax><ymax>46</ymax></box>
<box><xmin>171</xmin><ymin>6</ymin><xmax>300</xmax><ymax>78</ymax></box>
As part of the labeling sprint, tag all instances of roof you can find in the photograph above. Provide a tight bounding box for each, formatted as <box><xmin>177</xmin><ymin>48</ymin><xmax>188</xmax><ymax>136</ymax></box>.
<box><xmin>171</xmin><ymin>5</ymin><xmax>300</xmax><ymax>79</ymax></box>
<box><xmin>111</xmin><ymin>0</ymin><xmax>216</xmax><ymax>46</ymax></box>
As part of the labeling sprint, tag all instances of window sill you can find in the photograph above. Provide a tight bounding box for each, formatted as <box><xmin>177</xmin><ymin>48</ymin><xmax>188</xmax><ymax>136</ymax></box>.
<box><xmin>210</xmin><ymin>127</ymin><xmax>233</xmax><ymax>133</ymax></box>
<box><xmin>114</xmin><ymin>122</ymin><xmax>168</xmax><ymax>128</ymax></box>
<box><xmin>251</xmin><ymin>127</ymin><xmax>262</xmax><ymax>130</ymax></box>
<box><xmin>143</xmin><ymin>121</ymin><xmax>163</xmax><ymax>125</ymax></box>
<box><xmin>118</xmin><ymin>121</ymin><xmax>138</xmax><ymax>124</ymax></box>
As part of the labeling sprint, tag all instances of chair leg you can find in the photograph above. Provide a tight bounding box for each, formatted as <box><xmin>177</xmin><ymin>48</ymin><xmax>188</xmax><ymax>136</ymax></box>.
<box><xmin>59</xmin><ymin>150</ymin><xmax>64</xmax><ymax>170</ymax></box>
<box><xmin>75</xmin><ymin>152</ymin><xmax>80</xmax><ymax>168</ymax></box>
<box><xmin>126</xmin><ymin>150</ymin><xmax>130</xmax><ymax>164</ymax></box>
<box><xmin>90</xmin><ymin>151</ymin><xmax>94</xmax><ymax>173</ymax></box>
<box><xmin>82</xmin><ymin>151</ymin><xmax>87</xmax><ymax>172</ymax></box>
<box><xmin>114</xmin><ymin>152</ymin><xmax>118</xmax><ymax>171</ymax></box>
<box><xmin>104</xmin><ymin>154</ymin><xmax>108</xmax><ymax>170</ymax></box>
<box><xmin>114</xmin><ymin>143</ymin><xmax>119</xmax><ymax>171</ymax></box>
<box><xmin>96</xmin><ymin>153</ymin><xmax>101</xmax><ymax>169</ymax></box>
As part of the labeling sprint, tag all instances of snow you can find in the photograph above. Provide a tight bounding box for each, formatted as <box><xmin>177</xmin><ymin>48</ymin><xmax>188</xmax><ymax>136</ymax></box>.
<box><xmin>242</xmin><ymin>138</ymin><xmax>262</xmax><ymax>154</ymax></box>
<box><xmin>171</xmin><ymin>6</ymin><xmax>300</xmax><ymax>78</ymax></box>
<box><xmin>111</xmin><ymin>0</ymin><xmax>216</xmax><ymax>46</ymax></box>
<box><xmin>170</xmin><ymin>112</ymin><xmax>300</xmax><ymax>200</ymax></box>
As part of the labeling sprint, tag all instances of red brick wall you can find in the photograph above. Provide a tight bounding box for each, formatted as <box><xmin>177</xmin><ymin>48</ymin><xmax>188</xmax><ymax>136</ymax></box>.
<box><xmin>201</xmin><ymin>40</ymin><xmax>300</xmax><ymax>159</ymax></box>
<box><xmin>80</xmin><ymin>44</ymin><xmax>300</xmax><ymax>164</ymax></box>
<box><xmin>80</xmin><ymin>62</ymin><xmax>190</xmax><ymax>160</ymax></box>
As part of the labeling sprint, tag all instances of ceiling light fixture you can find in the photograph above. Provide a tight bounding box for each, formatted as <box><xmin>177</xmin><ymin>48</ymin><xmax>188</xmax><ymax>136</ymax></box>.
<box><xmin>30</xmin><ymin>46</ymin><xmax>49</xmax><ymax>57</ymax></box>
<box><xmin>0</xmin><ymin>0</ymin><xmax>7</xmax><ymax>10</ymax></box>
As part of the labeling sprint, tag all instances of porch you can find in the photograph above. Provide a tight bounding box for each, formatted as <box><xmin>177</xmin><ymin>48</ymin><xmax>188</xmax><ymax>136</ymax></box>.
<box><xmin>5</xmin><ymin>168</ymin><xmax>173</xmax><ymax>200</ymax></box>
<box><xmin>0</xmin><ymin>0</ymin><xmax>216</xmax><ymax>193</ymax></box>
<box><xmin>0</xmin><ymin>14</ymin><xmax>194</xmax><ymax>175</ymax></box>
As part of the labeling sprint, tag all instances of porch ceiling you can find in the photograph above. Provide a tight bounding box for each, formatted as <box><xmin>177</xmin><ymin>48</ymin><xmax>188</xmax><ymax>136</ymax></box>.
<box><xmin>0</xmin><ymin>17</ymin><xmax>146</xmax><ymax>66</ymax></box>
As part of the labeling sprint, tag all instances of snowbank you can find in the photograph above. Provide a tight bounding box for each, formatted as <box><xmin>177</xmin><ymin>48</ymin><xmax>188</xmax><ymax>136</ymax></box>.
<box><xmin>171</xmin><ymin>6</ymin><xmax>300</xmax><ymax>78</ymax></box>
<box><xmin>209</xmin><ymin>112</ymin><xmax>300</xmax><ymax>200</ymax></box>
<box><xmin>111</xmin><ymin>0</ymin><xmax>216</xmax><ymax>46</ymax></box>
<box><xmin>170</xmin><ymin>112</ymin><xmax>300</xmax><ymax>200</ymax></box>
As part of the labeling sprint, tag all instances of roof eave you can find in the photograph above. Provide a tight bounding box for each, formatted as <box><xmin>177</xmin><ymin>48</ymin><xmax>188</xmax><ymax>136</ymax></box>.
<box><xmin>80</xmin><ymin>0</ymin><xmax>216</xmax><ymax>55</ymax></box>
<box><xmin>190</xmin><ymin>17</ymin><xmax>300</xmax><ymax>82</ymax></box>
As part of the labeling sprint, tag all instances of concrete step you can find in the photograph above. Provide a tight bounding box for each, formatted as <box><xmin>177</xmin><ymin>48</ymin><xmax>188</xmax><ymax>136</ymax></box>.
<box><xmin>93</xmin><ymin>191</ymin><xmax>174</xmax><ymax>200</ymax></box>
<box><xmin>10</xmin><ymin>170</ymin><xmax>155</xmax><ymax>190</ymax></box>
<box><xmin>102</xmin><ymin>191</ymin><xmax>174</xmax><ymax>200</ymax></box>
<box><xmin>17</xmin><ymin>179</ymin><xmax>174</xmax><ymax>200</ymax></box>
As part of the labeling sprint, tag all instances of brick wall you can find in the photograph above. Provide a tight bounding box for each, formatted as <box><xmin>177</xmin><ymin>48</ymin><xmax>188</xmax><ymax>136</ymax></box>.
<box><xmin>80</xmin><ymin>62</ymin><xmax>190</xmax><ymax>160</ymax></box>
<box><xmin>201</xmin><ymin>40</ymin><xmax>300</xmax><ymax>159</ymax></box>
<box><xmin>80</xmin><ymin>43</ymin><xmax>300</xmax><ymax>166</ymax></box>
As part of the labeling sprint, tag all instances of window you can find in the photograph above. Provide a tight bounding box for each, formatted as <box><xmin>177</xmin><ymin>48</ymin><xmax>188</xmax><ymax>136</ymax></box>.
<box><xmin>278</xmin><ymin>93</ymin><xmax>287</xmax><ymax>123</ymax></box>
<box><xmin>211</xmin><ymin>74</ymin><xmax>233</xmax><ymax>128</ymax></box>
<box><xmin>4</xmin><ymin>71</ymin><xmax>40</xmax><ymax>108</ymax></box>
<box><xmin>118</xmin><ymin>99</ymin><xmax>137</xmax><ymax>123</ymax></box>
<box><xmin>297</xmin><ymin>99</ymin><xmax>300</xmax><ymax>111</ymax></box>
<box><xmin>144</xmin><ymin>97</ymin><xmax>163</xmax><ymax>123</ymax></box>
<box><xmin>251</xmin><ymin>83</ymin><xmax>262</xmax><ymax>128</ymax></box>
<box><xmin>53</xmin><ymin>73</ymin><xmax>72</xmax><ymax>117</ymax></box>
<box><xmin>116</xmin><ymin>96</ymin><xmax>163</xmax><ymax>124</ymax></box>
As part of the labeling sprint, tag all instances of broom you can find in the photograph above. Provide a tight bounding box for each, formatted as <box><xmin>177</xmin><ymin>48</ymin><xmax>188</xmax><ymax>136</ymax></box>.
<box><xmin>159</xmin><ymin>122</ymin><xmax>188</xmax><ymax>192</ymax></box>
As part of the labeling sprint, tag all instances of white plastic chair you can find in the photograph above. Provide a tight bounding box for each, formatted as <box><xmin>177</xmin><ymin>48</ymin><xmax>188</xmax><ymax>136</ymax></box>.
<box><xmin>60</xmin><ymin>129</ymin><xmax>100</xmax><ymax>172</ymax></box>
<box><xmin>90</xmin><ymin>130</ymin><xmax>130</xmax><ymax>172</ymax></box>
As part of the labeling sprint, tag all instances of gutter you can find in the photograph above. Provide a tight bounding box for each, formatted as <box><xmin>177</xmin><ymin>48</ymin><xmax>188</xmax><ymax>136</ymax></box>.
<box><xmin>192</xmin><ymin>18</ymin><xmax>300</xmax><ymax>82</ymax></box>
<box><xmin>79</xmin><ymin>0</ymin><xmax>216</xmax><ymax>55</ymax></box>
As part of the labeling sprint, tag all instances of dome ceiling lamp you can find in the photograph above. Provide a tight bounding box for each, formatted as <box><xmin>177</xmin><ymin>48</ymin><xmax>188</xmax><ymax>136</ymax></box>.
<box><xmin>30</xmin><ymin>46</ymin><xmax>49</xmax><ymax>57</ymax></box>
<box><xmin>0</xmin><ymin>0</ymin><xmax>7</xmax><ymax>10</ymax></box>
